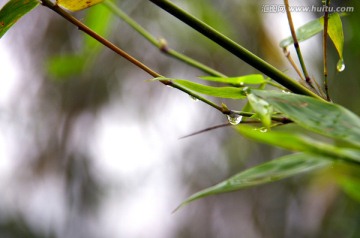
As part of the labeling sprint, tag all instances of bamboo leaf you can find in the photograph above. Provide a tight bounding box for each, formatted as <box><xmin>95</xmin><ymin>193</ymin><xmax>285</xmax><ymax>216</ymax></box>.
<box><xmin>280</xmin><ymin>13</ymin><xmax>344</xmax><ymax>48</ymax></box>
<box><xmin>56</xmin><ymin>0</ymin><xmax>104</xmax><ymax>11</ymax></box>
<box><xmin>0</xmin><ymin>0</ymin><xmax>39</xmax><ymax>38</ymax></box>
<box><xmin>280</xmin><ymin>16</ymin><xmax>323</xmax><ymax>48</ymax></box>
<box><xmin>237</xmin><ymin>125</ymin><xmax>360</xmax><ymax>163</ymax></box>
<box><xmin>322</xmin><ymin>13</ymin><xmax>344</xmax><ymax>59</ymax></box>
<box><xmin>323</xmin><ymin>13</ymin><xmax>345</xmax><ymax>72</ymax></box>
<box><xmin>243</xmin><ymin>126</ymin><xmax>360</xmax><ymax>160</ymax></box>
<box><xmin>152</xmin><ymin>78</ymin><xmax>247</xmax><ymax>99</ymax></box>
<box><xmin>199</xmin><ymin>74</ymin><xmax>266</xmax><ymax>85</ymax></box>
<box><xmin>176</xmin><ymin>153</ymin><xmax>331</xmax><ymax>211</ymax></box>
<box><xmin>253</xmin><ymin>90</ymin><xmax>360</xmax><ymax>148</ymax></box>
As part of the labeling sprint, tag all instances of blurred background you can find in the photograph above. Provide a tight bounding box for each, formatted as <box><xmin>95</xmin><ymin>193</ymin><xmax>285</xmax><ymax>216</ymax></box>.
<box><xmin>1</xmin><ymin>0</ymin><xmax>360</xmax><ymax>237</ymax></box>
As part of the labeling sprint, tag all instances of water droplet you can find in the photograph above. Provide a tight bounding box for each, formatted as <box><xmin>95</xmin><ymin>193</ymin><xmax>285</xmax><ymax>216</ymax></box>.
<box><xmin>254</xmin><ymin>127</ymin><xmax>268</xmax><ymax>133</ymax></box>
<box><xmin>227</xmin><ymin>113</ymin><xmax>242</xmax><ymax>125</ymax></box>
<box><xmin>189</xmin><ymin>95</ymin><xmax>198</xmax><ymax>101</ymax></box>
<box><xmin>282</xmin><ymin>90</ymin><xmax>291</xmax><ymax>94</ymax></box>
<box><xmin>259</xmin><ymin>128</ymin><xmax>268</xmax><ymax>133</ymax></box>
<box><xmin>241</xmin><ymin>87</ymin><xmax>251</xmax><ymax>96</ymax></box>
<box><xmin>337</xmin><ymin>59</ymin><xmax>345</xmax><ymax>72</ymax></box>
<box><xmin>239</xmin><ymin>82</ymin><xmax>245</xmax><ymax>87</ymax></box>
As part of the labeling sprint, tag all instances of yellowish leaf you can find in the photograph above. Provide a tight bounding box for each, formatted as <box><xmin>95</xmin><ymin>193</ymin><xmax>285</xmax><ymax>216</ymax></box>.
<box><xmin>56</xmin><ymin>0</ymin><xmax>104</xmax><ymax>12</ymax></box>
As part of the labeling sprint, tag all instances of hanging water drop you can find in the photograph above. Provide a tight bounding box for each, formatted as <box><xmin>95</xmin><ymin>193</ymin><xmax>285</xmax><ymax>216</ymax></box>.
<box><xmin>227</xmin><ymin>113</ymin><xmax>242</xmax><ymax>125</ymax></box>
<box><xmin>336</xmin><ymin>59</ymin><xmax>345</xmax><ymax>72</ymax></box>
<box><xmin>189</xmin><ymin>95</ymin><xmax>199</xmax><ymax>101</ymax></box>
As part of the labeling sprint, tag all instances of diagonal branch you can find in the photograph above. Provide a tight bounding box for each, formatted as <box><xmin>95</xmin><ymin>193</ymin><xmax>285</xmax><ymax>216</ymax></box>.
<box><xmin>148</xmin><ymin>0</ymin><xmax>324</xmax><ymax>101</ymax></box>
<box><xmin>103</xmin><ymin>0</ymin><xmax>227</xmax><ymax>78</ymax></box>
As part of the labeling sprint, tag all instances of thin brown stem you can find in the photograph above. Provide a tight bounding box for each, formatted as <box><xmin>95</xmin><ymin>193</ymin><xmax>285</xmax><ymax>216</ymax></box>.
<box><xmin>40</xmin><ymin>0</ymin><xmax>232</xmax><ymax>116</ymax></box>
<box><xmin>284</xmin><ymin>0</ymin><xmax>316</xmax><ymax>92</ymax></box>
<box><xmin>283</xmin><ymin>47</ymin><xmax>305</xmax><ymax>81</ymax></box>
<box><xmin>323</xmin><ymin>0</ymin><xmax>331</xmax><ymax>101</ymax></box>
<box><xmin>41</xmin><ymin>0</ymin><xmax>161</xmax><ymax>78</ymax></box>
<box><xmin>179</xmin><ymin>121</ymin><xmax>261</xmax><ymax>139</ymax></box>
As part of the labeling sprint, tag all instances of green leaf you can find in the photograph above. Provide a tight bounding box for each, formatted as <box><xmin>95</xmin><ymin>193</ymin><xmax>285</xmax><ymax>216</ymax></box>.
<box><xmin>176</xmin><ymin>153</ymin><xmax>331</xmax><ymax>211</ymax></box>
<box><xmin>84</xmin><ymin>3</ymin><xmax>112</xmax><ymax>50</ymax></box>
<box><xmin>279</xmin><ymin>13</ymin><xmax>343</xmax><ymax>48</ymax></box>
<box><xmin>247</xmin><ymin>93</ymin><xmax>273</xmax><ymax>128</ymax></box>
<box><xmin>47</xmin><ymin>55</ymin><xmax>88</xmax><ymax>79</ymax></box>
<box><xmin>199</xmin><ymin>74</ymin><xmax>265</xmax><ymax>85</ymax></box>
<box><xmin>253</xmin><ymin>90</ymin><xmax>360</xmax><ymax>148</ymax></box>
<box><xmin>338</xmin><ymin>177</ymin><xmax>360</xmax><ymax>203</ymax></box>
<box><xmin>322</xmin><ymin>13</ymin><xmax>345</xmax><ymax>72</ymax></box>
<box><xmin>161</xmin><ymin>78</ymin><xmax>246</xmax><ymax>99</ymax></box>
<box><xmin>0</xmin><ymin>0</ymin><xmax>39</xmax><ymax>38</ymax></box>
<box><xmin>322</xmin><ymin>13</ymin><xmax>344</xmax><ymax>59</ymax></box>
<box><xmin>56</xmin><ymin>0</ymin><xmax>104</xmax><ymax>12</ymax></box>
<box><xmin>280</xmin><ymin>16</ymin><xmax>323</xmax><ymax>48</ymax></box>
<box><xmin>237</xmin><ymin>125</ymin><xmax>360</xmax><ymax>163</ymax></box>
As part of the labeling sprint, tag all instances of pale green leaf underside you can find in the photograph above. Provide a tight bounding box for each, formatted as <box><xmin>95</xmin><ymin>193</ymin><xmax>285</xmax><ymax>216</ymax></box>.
<box><xmin>253</xmin><ymin>90</ymin><xmax>360</xmax><ymax>148</ymax></box>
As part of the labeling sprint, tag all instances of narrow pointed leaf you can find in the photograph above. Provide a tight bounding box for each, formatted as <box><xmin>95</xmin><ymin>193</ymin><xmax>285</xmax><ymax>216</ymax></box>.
<box><xmin>322</xmin><ymin>13</ymin><xmax>344</xmax><ymax>59</ymax></box>
<box><xmin>253</xmin><ymin>90</ymin><xmax>360</xmax><ymax>148</ymax></box>
<box><xmin>174</xmin><ymin>79</ymin><xmax>246</xmax><ymax>99</ymax></box>
<box><xmin>152</xmin><ymin>78</ymin><xmax>247</xmax><ymax>99</ymax></box>
<box><xmin>0</xmin><ymin>0</ymin><xmax>39</xmax><ymax>38</ymax></box>
<box><xmin>280</xmin><ymin>13</ymin><xmax>343</xmax><ymax>48</ymax></box>
<box><xmin>280</xmin><ymin>16</ymin><xmax>323</xmax><ymax>48</ymax></box>
<box><xmin>176</xmin><ymin>153</ymin><xmax>331</xmax><ymax>211</ymax></box>
<box><xmin>199</xmin><ymin>74</ymin><xmax>265</xmax><ymax>85</ymax></box>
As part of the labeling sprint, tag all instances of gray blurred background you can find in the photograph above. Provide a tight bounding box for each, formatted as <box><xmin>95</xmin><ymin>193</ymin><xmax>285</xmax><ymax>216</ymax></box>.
<box><xmin>1</xmin><ymin>0</ymin><xmax>360</xmax><ymax>237</ymax></box>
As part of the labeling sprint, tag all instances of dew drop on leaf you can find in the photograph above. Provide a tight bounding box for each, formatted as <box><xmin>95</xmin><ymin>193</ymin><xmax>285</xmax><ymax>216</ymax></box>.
<box><xmin>227</xmin><ymin>113</ymin><xmax>242</xmax><ymax>125</ymax></box>
<box><xmin>259</xmin><ymin>128</ymin><xmax>268</xmax><ymax>133</ymax></box>
<box><xmin>337</xmin><ymin>58</ymin><xmax>345</xmax><ymax>72</ymax></box>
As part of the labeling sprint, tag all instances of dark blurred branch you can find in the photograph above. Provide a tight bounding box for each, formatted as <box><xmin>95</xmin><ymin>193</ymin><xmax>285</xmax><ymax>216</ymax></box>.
<box><xmin>148</xmin><ymin>0</ymin><xmax>325</xmax><ymax>101</ymax></box>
